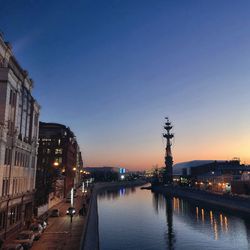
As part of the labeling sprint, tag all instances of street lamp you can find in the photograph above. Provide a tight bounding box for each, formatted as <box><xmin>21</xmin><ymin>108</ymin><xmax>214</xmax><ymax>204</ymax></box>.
<box><xmin>53</xmin><ymin>162</ymin><xmax>59</xmax><ymax>167</ymax></box>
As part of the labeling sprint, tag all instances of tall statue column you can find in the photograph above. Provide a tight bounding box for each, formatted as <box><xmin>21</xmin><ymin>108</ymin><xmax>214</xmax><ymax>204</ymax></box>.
<box><xmin>163</xmin><ymin>117</ymin><xmax>174</xmax><ymax>184</ymax></box>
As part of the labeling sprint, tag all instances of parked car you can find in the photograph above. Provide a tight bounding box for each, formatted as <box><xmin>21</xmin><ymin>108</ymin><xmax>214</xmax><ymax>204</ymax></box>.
<box><xmin>66</xmin><ymin>207</ymin><xmax>76</xmax><ymax>215</ymax></box>
<box><xmin>50</xmin><ymin>209</ymin><xmax>60</xmax><ymax>217</ymax></box>
<box><xmin>2</xmin><ymin>243</ymin><xmax>24</xmax><ymax>250</ymax></box>
<box><xmin>29</xmin><ymin>223</ymin><xmax>43</xmax><ymax>240</ymax></box>
<box><xmin>13</xmin><ymin>231</ymin><xmax>35</xmax><ymax>249</ymax></box>
<box><xmin>36</xmin><ymin>220</ymin><xmax>47</xmax><ymax>231</ymax></box>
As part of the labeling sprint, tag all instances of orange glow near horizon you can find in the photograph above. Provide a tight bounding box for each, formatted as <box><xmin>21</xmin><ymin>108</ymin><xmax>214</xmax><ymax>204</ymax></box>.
<box><xmin>85</xmin><ymin>147</ymin><xmax>250</xmax><ymax>171</ymax></box>
<box><xmin>82</xmin><ymin>120</ymin><xmax>250</xmax><ymax>171</ymax></box>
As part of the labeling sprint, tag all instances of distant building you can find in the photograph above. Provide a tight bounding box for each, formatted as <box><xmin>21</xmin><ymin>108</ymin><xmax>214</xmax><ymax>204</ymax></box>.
<box><xmin>35</xmin><ymin>122</ymin><xmax>81</xmax><ymax>211</ymax></box>
<box><xmin>0</xmin><ymin>35</ymin><xmax>40</xmax><ymax>238</ymax></box>
<box><xmin>173</xmin><ymin>159</ymin><xmax>250</xmax><ymax>193</ymax></box>
<box><xmin>84</xmin><ymin>166</ymin><xmax>120</xmax><ymax>182</ymax></box>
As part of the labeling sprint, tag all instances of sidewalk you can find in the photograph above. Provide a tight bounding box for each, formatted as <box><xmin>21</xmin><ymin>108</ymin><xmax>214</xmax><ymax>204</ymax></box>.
<box><xmin>32</xmin><ymin>188</ymin><xmax>86</xmax><ymax>250</ymax></box>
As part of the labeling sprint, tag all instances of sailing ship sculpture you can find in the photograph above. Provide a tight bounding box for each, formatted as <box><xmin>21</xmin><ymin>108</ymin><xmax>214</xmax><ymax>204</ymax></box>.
<box><xmin>163</xmin><ymin>117</ymin><xmax>174</xmax><ymax>185</ymax></box>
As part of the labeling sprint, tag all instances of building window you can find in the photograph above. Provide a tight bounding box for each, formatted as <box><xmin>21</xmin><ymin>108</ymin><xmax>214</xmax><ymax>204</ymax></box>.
<box><xmin>12</xmin><ymin>179</ymin><xmax>15</xmax><ymax>195</ymax></box>
<box><xmin>20</xmin><ymin>153</ymin><xmax>22</xmax><ymax>167</ymax></box>
<box><xmin>2</xmin><ymin>179</ymin><xmax>9</xmax><ymax>197</ymax></box>
<box><xmin>0</xmin><ymin>211</ymin><xmax>6</xmax><ymax>231</ymax></box>
<box><xmin>2</xmin><ymin>180</ymin><xmax>5</xmax><ymax>196</ymax></box>
<box><xmin>4</xmin><ymin>148</ymin><xmax>11</xmax><ymax>165</ymax></box>
<box><xmin>31</xmin><ymin>156</ymin><xmax>35</xmax><ymax>168</ymax></box>
<box><xmin>14</xmin><ymin>151</ymin><xmax>17</xmax><ymax>165</ymax></box>
<box><xmin>9</xmin><ymin>89</ymin><xmax>12</xmax><ymax>105</ymax></box>
<box><xmin>9</xmin><ymin>206</ymin><xmax>21</xmax><ymax>226</ymax></box>
<box><xmin>4</xmin><ymin>148</ymin><xmax>8</xmax><ymax>165</ymax></box>
<box><xmin>55</xmin><ymin>148</ymin><xmax>62</xmax><ymax>154</ymax></box>
<box><xmin>16</xmin><ymin>205</ymin><xmax>22</xmax><ymax>221</ymax></box>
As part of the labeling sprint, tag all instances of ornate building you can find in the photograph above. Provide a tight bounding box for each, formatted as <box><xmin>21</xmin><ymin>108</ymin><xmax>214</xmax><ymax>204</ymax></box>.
<box><xmin>0</xmin><ymin>34</ymin><xmax>40</xmax><ymax>238</ymax></box>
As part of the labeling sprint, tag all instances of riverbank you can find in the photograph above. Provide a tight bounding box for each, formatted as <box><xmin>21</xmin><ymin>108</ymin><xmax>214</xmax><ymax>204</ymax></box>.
<box><xmin>80</xmin><ymin>180</ymin><xmax>146</xmax><ymax>250</ymax></box>
<box><xmin>152</xmin><ymin>185</ymin><xmax>250</xmax><ymax>216</ymax></box>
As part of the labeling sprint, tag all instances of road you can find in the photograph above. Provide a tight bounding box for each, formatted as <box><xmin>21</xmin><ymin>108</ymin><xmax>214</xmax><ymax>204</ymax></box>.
<box><xmin>32</xmin><ymin>189</ymin><xmax>85</xmax><ymax>250</ymax></box>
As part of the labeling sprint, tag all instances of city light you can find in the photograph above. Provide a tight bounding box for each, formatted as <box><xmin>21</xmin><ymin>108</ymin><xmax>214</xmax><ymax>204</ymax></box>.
<box><xmin>2</xmin><ymin>3</ymin><xmax>250</xmax><ymax>249</ymax></box>
<box><xmin>71</xmin><ymin>188</ymin><xmax>73</xmax><ymax>206</ymax></box>
<box><xmin>82</xmin><ymin>182</ymin><xmax>85</xmax><ymax>193</ymax></box>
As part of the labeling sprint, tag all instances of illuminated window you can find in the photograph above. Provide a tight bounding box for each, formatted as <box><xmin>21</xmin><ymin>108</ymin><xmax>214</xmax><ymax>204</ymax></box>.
<box><xmin>55</xmin><ymin>148</ymin><xmax>62</xmax><ymax>154</ymax></box>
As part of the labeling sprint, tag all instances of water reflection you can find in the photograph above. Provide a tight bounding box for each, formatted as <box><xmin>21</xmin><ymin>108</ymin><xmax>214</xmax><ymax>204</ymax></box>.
<box><xmin>153</xmin><ymin>193</ymin><xmax>175</xmax><ymax>249</ymax></box>
<box><xmin>99</xmin><ymin>186</ymin><xmax>250</xmax><ymax>250</ymax></box>
<box><xmin>152</xmin><ymin>193</ymin><xmax>243</xmax><ymax>243</ymax></box>
<box><xmin>166</xmin><ymin>198</ymin><xmax>175</xmax><ymax>250</ymax></box>
<box><xmin>98</xmin><ymin>186</ymin><xmax>136</xmax><ymax>201</ymax></box>
<box><xmin>244</xmin><ymin>220</ymin><xmax>250</xmax><ymax>249</ymax></box>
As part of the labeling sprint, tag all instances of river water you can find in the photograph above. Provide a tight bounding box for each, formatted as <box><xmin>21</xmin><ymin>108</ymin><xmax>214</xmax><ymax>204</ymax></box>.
<box><xmin>98</xmin><ymin>185</ymin><xmax>250</xmax><ymax>250</ymax></box>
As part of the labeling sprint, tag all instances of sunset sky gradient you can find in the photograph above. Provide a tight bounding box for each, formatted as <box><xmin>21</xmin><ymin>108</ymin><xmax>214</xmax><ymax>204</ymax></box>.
<box><xmin>1</xmin><ymin>0</ymin><xmax>250</xmax><ymax>170</ymax></box>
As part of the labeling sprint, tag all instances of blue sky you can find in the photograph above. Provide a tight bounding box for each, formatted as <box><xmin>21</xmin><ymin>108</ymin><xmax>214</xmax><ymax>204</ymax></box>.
<box><xmin>1</xmin><ymin>0</ymin><xmax>250</xmax><ymax>170</ymax></box>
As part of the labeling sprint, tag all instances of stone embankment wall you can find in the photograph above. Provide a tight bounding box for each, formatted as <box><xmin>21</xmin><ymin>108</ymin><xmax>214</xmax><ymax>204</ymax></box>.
<box><xmin>80</xmin><ymin>180</ymin><xmax>146</xmax><ymax>250</ymax></box>
<box><xmin>153</xmin><ymin>186</ymin><xmax>250</xmax><ymax>215</ymax></box>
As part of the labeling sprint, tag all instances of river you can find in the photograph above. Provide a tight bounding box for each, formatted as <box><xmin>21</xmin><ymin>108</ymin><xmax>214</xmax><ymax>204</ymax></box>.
<box><xmin>97</xmin><ymin>185</ymin><xmax>250</xmax><ymax>250</ymax></box>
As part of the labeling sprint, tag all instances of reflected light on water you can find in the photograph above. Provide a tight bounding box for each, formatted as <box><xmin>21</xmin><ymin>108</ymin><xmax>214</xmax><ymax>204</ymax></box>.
<box><xmin>210</xmin><ymin>211</ymin><xmax>213</xmax><ymax>225</ymax></box>
<box><xmin>196</xmin><ymin>207</ymin><xmax>199</xmax><ymax>221</ymax></box>
<box><xmin>98</xmin><ymin>186</ymin><xmax>250</xmax><ymax>250</ymax></box>
<box><xmin>224</xmin><ymin>216</ymin><xmax>228</xmax><ymax>233</ymax></box>
<box><xmin>220</xmin><ymin>214</ymin><xmax>223</xmax><ymax>229</ymax></box>
<box><xmin>214</xmin><ymin>219</ymin><xmax>218</xmax><ymax>240</ymax></box>
<box><xmin>201</xmin><ymin>208</ymin><xmax>205</xmax><ymax>223</ymax></box>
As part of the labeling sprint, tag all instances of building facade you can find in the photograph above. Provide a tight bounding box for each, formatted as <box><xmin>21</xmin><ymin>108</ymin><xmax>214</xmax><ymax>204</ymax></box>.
<box><xmin>84</xmin><ymin>166</ymin><xmax>120</xmax><ymax>182</ymax></box>
<box><xmin>75</xmin><ymin>150</ymin><xmax>83</xmax><ymax>189</ymax></box>
<box><xmin>0</xmin><ymin>35</ymin><xmax>40</xmax><ymax>238</ymax></box>
<box><xmin>35</xmin><ymin>122</ymin><xmax>81</xmax><ymax>210</ymax></box>
<box><xmin>173</xmin><ymin>159</ymin><xmax>250</xmax><ymax>193</ymax></box>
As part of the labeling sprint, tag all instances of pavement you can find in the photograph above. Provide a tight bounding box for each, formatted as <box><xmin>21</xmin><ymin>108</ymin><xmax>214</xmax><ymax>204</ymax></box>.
<box><xmin>32</xmin><ymin>189</ymin><xmax>86</xmax><ymax>250</ymax></box>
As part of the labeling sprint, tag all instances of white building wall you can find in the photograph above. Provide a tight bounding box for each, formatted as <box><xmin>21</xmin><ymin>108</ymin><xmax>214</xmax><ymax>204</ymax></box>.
<box><xmin>0</xmin><ymin>35</ymin><xmax>40</xmax><ymax>238</ymax></box>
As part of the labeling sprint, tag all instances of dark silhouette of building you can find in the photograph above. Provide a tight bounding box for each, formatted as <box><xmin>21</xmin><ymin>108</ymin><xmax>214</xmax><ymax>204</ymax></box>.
<box><xmin>35</xmin><ymin>122</ymin><xmax>80</xmax><ymax>209</ymax></box>
<box><xmin>84</xmin><ymin>167</ymin><xmax>119</xmax><ymax>182</ymax></box>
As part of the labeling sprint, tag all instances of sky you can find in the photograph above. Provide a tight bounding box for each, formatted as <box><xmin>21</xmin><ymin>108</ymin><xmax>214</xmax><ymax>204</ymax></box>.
<box><xmin>1</xmin><ymin>0</ymin><xmax>250</xmax><ymax>170</ymax></box>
